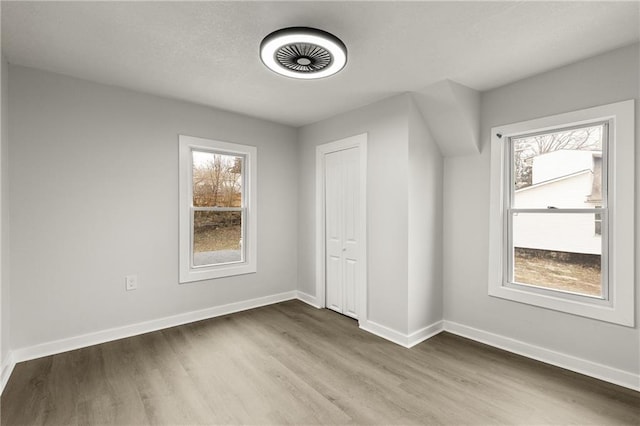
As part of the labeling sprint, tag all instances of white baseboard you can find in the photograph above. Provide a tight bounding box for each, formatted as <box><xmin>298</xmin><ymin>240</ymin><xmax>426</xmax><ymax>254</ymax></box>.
<box><xmin>0</xmin><ymin>351</ymin><xmax>16</xmax><ymax>394</ymax></box>
<box><xmin>407</xmin><ymin>321</ymin><xmax>445</xmax><ymax>348</ymax></box>
<box><xmin>296</xmin><ymin>291</ymin><xmax>321</xmax><ymax>308</ymax></box>
<box><xmin>11</xmin><ymin>291</ymin><xmax>298</xmax><ymax>366</ymax></box>
<box><xmin>3</xmin><ymin>294</ymin><xmax>637</xmax><ymax>395</ymax></box>
<box><xmin>443</xmin><ymin>320</ymin><xmax>640</xmax><ymax>392</ymax></box>
<box><xmin>359</xmin><ymin>320</ymin><xmax>408</xmax><ymax>347</ymax></box>
<box><xmin>359</xmin><ymin>319</ymin><xmax>443</xmax><ymax>348</ymax></box>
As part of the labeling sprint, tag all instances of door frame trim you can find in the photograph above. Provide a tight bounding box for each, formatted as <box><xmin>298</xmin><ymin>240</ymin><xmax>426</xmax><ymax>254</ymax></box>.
<box><xmin>315</xmin><ymin>133</ymin><xmax>368</xmax><ymax>323</ymax></box>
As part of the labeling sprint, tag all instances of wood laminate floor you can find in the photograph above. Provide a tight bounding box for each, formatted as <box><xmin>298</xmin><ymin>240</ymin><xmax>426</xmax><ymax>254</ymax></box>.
<box><xmin>1</xmin><ymin>300</ymin><xmax>639</xmax><ymax>425</ymax></box>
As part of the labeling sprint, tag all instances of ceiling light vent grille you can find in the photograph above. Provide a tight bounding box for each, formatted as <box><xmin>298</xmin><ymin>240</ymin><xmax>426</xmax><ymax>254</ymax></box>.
<box><xmin>260</xmin><ymin>27</ymin><xmax>347</xmax><ymax>79</ymax></box>
<box><xmin>276</xmin><ymin>43</ymin><xmax>332</xmax><ymax>73</ymax></box>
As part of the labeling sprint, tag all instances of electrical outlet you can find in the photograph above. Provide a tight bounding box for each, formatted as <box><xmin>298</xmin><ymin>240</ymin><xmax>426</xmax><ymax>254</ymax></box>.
<box><xmin>125</xmin><ymin>274</ymin><xmax>138</xmax><ymax>291</ymax></box>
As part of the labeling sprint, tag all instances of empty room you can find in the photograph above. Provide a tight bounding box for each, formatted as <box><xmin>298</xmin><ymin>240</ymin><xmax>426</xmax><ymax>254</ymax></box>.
<box><xmin>0</xmin><ymin>1</ymin><xmax>639</xmax><ymax>425</ymax></box>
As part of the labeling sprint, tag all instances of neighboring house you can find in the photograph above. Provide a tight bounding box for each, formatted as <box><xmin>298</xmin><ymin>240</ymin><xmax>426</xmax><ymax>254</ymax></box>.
<box><xmin>514</xmin><ymin>150</ymin><xmax>602</xmax><ymax>255</ymax></box>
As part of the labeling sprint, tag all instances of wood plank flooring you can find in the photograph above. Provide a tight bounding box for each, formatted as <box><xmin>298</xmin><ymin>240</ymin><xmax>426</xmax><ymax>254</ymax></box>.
<box><xmin>1</xmin><ymin>300</ymin><xmax>639</xmax><ymax>425</ymax></box>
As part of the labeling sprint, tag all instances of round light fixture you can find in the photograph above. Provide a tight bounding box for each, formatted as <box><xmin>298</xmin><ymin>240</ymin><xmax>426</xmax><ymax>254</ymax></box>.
<box><xmin>260</xmin><ymin>27</ymin><xmax>347</xmax><ymax>79</ymax></box>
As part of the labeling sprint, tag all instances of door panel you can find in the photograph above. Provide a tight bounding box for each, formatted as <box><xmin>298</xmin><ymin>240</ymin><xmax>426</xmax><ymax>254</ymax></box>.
<box><xmin>326</xmin><ymin>254</ymin><xmax>342</xmax><ymax>312</ymax></box>
<box><xmin>325</xmin><ymin>151</ymin><xmax>343</xmax><ymax>312</ymax></box>
<box><xmin>344</xmin><ymin>259</ymin><xmax>358</xmax><ymax>318</ymax></box>
<box><xmin>325</xmin><ymin>147</ymin><xmax>360</xmax><ymax>318</ymax></box>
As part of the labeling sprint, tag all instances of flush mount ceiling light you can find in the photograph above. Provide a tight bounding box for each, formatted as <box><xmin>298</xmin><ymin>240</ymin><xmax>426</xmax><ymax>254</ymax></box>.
<box><xmin>260</xmin><ymin>27</ymin><xmax>347</xmax><ymax>79</ymax></box>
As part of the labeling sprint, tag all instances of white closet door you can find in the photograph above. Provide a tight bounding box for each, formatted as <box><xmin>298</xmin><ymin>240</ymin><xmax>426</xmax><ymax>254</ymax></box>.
<box><xmin>325</xmin><ymin>147</ymin><xmax>360</xmax><ymax>319</ymax></box>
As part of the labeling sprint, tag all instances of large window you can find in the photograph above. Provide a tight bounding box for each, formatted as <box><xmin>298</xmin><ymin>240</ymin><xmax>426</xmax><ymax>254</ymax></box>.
<box><xmin>488</xmin><ymin>100</ymin><xmax>634</xmax><ymax>326</ymax></box>
<box><xmin>509</xmin><ymin>123</ymin><xmax>607</xmax><ymax>298</ymax></box>
<box><xmin>179</xmin><ymin>135</ymin><xmax>257</xmax><ymax>283</ymax></box>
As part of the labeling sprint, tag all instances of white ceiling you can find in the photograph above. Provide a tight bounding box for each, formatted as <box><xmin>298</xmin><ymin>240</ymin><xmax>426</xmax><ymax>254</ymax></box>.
<box><xmin>2</xmin><ymin>1</ymin><xmax>639</xmax><ymax>127</ymax></box>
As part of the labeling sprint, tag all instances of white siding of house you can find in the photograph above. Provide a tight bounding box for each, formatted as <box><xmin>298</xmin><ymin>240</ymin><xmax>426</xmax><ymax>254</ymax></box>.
<box><xmin>513</xmin><ymin>212</ymin><xmax>601</xmax><ymax>255</ymax></box>
<box><xmin>532</xmin><ymin>150</ymin><xmax>594</xmax><ymax>184</ymax></box>
<box><xmin>514</xmin><ymin>152</ymin><xmax>601</xmax><ymax>255</ymax></box>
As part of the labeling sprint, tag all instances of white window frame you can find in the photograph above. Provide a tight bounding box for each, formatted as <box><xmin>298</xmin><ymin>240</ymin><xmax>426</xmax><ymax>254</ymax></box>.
<box><xmin>505</xmin><ymin>121</ymin><xmax>610</xmax><ymax>303</ymax></box>
<box><xmin>179</xmin><ymin>135</ymin><xmax>257</xmax><ymax>283</ymax></box>
<box><xmin>488</xmin><ymin>100</ymin><xmax>634</xmax><ymax>326</ymax></box>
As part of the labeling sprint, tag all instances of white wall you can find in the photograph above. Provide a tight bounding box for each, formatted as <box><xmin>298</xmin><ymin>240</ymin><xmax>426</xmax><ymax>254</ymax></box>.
<box><xmin>8</xmin><ymin>65</ymin><xmax>298</xmax><ymax>350</ymax></box>
<box><xmin>443</xmin><ymin>43</ymin><xmax>640</xmax><ymax>374</ymax></box>
<box><xmin>298</xmin><ymin>94</ymin><xmax>410</xmax><ymax>333</ymax></box>
<box><xmin>407</xmin><ymin>99</ymin><xmax>443</xmax><ymax>333</ymax></box>
<box><xmin>1</xmin><ymin>55</ymin><xmax>9</xmax><ymax>370</ymax></box>
<box><xmin>298</xmin><ymin>93</ymin><xmax>444</xmax><ymax>336</ymax></box>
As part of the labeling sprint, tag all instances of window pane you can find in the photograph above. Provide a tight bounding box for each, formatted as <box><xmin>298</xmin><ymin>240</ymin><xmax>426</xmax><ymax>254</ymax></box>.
<box><xmin>192</xmin><ymin>151</ymin><xmax>243</xmax><ymax>207</ymax></box>
<box><xmin>511</xmin><ymin>212</ymin><xmax>602</xmax><ymax>297</ymax></box>
<box><xmin>193</xmin><ymin>211</ymin><xmax>242</xmax><ymax>266</ymax></box>
<box><xmin>512</xmin><ymin>125</ymin><xmax>604</xmax><ymax>209</ymax></box>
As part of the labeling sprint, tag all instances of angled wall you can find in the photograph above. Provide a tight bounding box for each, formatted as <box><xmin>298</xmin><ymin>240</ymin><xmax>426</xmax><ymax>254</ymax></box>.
<box><xmin>413</xmin><ymin>80</ymin><xmax>480</xmax><ymax>157</ymax></box>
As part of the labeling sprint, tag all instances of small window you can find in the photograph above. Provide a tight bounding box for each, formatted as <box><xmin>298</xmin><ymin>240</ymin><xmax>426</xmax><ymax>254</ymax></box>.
<box><xmin>179</xmin><ymin>135</ymin><xmax>257</xmax><ymax>283</ymax></box>
<box><xmin>488</xmin><ymin>100</ymin><xmax>635</xmax><ymax>326</ymax></box>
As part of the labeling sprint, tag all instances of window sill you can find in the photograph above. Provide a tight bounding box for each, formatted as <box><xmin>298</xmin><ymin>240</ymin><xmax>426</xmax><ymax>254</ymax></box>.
<box><xmin>488</xmin><ymin>283</ymin><xmax>631</xmax><ymax>326</ymax></box>
<box><xmin>179</xmin><ymin>262</ymin><xmax>256</xmax><ymax>283</ymax></box>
